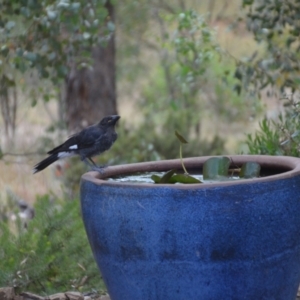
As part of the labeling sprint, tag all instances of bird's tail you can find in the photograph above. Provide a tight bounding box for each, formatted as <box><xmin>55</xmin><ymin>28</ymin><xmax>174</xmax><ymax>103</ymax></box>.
<box><xmin>33</xmin><ymin>154</ymin><xmax>58</xmax><ymax>174</ymax></box>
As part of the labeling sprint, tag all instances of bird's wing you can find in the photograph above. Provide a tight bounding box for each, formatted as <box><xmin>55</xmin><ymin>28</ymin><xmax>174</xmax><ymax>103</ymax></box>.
<box><xmin>47</xmin><ymin>125</ymin><xmax>103</xmax><ymax>154</ymax></box>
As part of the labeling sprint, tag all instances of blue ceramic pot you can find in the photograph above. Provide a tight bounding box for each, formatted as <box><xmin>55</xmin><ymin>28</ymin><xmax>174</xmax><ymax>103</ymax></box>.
<box><xmin>80</xmin><ymin>155</ymin><xmax>300</xmax><ymax>300</ymax></box>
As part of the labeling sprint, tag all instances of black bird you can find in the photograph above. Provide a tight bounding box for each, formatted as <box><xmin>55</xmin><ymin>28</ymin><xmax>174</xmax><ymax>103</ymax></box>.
<box><xmin>33</xmin><ymin>115</ymin><xmax>120</xmax><ymax>174</ymax></box>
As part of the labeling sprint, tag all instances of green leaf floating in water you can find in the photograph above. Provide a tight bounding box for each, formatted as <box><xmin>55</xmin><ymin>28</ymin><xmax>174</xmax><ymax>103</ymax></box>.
<box><xmin>203</xmin><ymin>156</ymin><xmax>231</xmax><ymax>180</ymax></box>
<box><xmin>151</xmin><ymin>174</ymin><xmax>161</xmax><ymax>183</ymax></box>
<box><xmin>159</xmin><ymin>169</ymin><xmax>176</xmax><ymax>183</ymax></box>
<box><xmin>151</xmin><ymin>171</ymin><xmax>202</xmax><ymax>184</ymax></box>
<box><xmin>239</xmin><ymin>162</ymin><xmax>261</xmax><ymax>178</ymax></box>
<box><xmin>151</xmin><ymin>170</ymin><xmax>177</xmax><ymax>184</ymax></box>
<box><xmin>172</xmin><ymin>174</ymin><xmax>202</xmax><ymax>184</ymax></box>
<box><xmin>151</xmin><ymin>157</ymin><xmax>261</xmax><ymax>184</ymax></box>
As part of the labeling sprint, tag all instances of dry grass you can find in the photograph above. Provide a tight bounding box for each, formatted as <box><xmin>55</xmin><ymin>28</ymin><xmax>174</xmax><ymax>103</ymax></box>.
<box><xmin>0</xmin><ymin>100</ymin><xmax>62</xmax><ymax>204</ymax></box>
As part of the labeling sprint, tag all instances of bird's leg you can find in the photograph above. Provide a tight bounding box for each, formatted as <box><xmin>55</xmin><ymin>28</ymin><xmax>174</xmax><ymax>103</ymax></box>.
<box><xmin>82</xmin><ymin>158</ymin><xmax>93</xmax><ymax>168</ymax></box>
<box><xmin>88</xmin><ymin>157</ymin><xmax>108</xmax><ymax>169</ymax></box>
<box><xmin>83</xmin><ymin>157</ymin><xmax>105</xmax><ymax>174</ymax></box>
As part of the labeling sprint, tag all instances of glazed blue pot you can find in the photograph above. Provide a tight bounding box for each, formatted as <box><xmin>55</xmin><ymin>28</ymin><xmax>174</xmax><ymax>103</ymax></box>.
<box><xmin>80</xmin><ymin>155</ymin><xmax>300</xmax><ymax>300</ymax></box>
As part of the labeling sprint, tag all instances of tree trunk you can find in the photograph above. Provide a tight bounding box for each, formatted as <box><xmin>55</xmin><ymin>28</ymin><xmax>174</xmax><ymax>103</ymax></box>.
<box><xmin>65</xmin><ymin>1</ymin><xmax>117</xmax><ymax>132</ymax></box>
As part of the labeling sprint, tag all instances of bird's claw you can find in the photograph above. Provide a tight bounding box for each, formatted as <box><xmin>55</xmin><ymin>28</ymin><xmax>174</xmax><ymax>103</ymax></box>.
<box><xmin>92</xmin><ymin>166</ymin><xmax>106</xmax><ymax>174</ymax></box>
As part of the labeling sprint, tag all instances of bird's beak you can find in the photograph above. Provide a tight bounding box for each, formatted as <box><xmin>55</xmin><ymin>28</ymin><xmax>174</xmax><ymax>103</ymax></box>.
<box><xmin>112</xmin><ymin>115</ymin><xmax>120</xmax><ymax>124</ymax></box>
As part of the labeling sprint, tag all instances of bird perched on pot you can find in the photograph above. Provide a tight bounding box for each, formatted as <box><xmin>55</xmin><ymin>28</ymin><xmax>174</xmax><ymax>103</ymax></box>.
<box><xmin>33</xmin><ymin>115</ymin><xmax>120</xmax><ymax>174</ymax></box>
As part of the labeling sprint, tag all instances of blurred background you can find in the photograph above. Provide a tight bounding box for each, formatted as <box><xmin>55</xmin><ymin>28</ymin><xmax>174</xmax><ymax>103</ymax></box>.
<box><xmin>1</xmin><ymin>0</ymin><xmax>300</xmax><ymax>295</ymax></box>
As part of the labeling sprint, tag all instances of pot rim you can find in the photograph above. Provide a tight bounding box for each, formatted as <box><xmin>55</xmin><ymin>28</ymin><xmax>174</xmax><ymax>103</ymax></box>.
<box><xmin>81</xmin><ymin>155</ymin><xmax>300</xmax><ymax>189</ymax></box>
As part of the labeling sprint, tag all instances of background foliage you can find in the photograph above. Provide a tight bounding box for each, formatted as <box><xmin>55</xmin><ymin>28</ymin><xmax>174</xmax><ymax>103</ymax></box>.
<box><xmin>235</xmin><ymin>0</ymin><xmax>300</xmax><ymax>95</ymax></box>
<box><xmin>238</xmin><ymin>0</ymin><xmax>300</xmax><ymax>157</ymax></box>
<box><xmin>246</xmin><ymin>97</ymin><xmax>300</xmax><ymax>156</ymax></box>
<box><xmin>0</xmin><ymin>0</ymin><xmax>111</xmax><ymax>137</ymax></box>
<box><xmin>0</xmin><ymin>195</ymin><xmax>103</xmax><ymax>294</ymax></box>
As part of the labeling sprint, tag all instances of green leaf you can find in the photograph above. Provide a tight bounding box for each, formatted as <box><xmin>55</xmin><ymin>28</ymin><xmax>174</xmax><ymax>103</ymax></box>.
<box><xmin>43</xmin><ymin>94</ymin><xmax>50</xmax><ymax>102</ymax></box>
<box><xmin>1</xmin><ymin>45</ymin><xmax>9</xmax><ymax>56</ymax></box>
<box><xmin>57</xmin><ymin>65</ymin><xmax>68</xmax><ymax>77</ymax></box>
<box><xmin>107</xmin><ymin>21</ymin><xmax>115</xmax><ymax>32</ymax></box>
<box><xmin>234</xmin><ymin>84</ymin><xmax>241</xmax><ymax>95</ymax></box>
<box><xmin>31</xmin><ymin>98</ymin><xmax>37</xmax><ymax>107</ymax></box>
<box><xmin>71</xmin><ymin>2</ymin><xmax>81</xmax><ymax>10</ymax></box>
<box><xmin>84</xmin><ymin>20</ymin><xmax>91</xmax><ymax>28</ymax></box>
<box><xmin>159</xmin><ymin>169</ymin><xmax>176</xmax><ymax>183</ymax></box>
<box><xmin>175</xmin><ymin>130</ymin><xmax>188</xmax><ymax>144</ymax></box>
<box><xmin>25</xmin><ymin>52</ymin><xmax>37</xmax><ymax>62</ymax></box>
<box><xmin>203</xmin><ymin>156</ymin><xmax>230</xmax><ymax>180</ymax></box>
<box><xmin>172</xmin><ymin>174</ymin><xmax>202</xmax><ymax>184</ymax></box>
<box><xmin>3</xmin><ymin>74</ymin><xmax>16</xmax><ymax>87</ymax></box>
<box><xmin>239</xmin><ymin>162</ymin><xmax>261</xmax><ymax>179</ymax></box>
<box><xmin>89</xmin><ymin>8</ymin><xmax>95</xmax><ymax>17</ymax></box>
<box><xmin>57</xmin><ymin>1</ymin><xmax>70</xmax><ymax>9</ymax></box>
<box><xmin>40</xmin><ymin>68</ymin><xmax>49</xmax><ymax>78</ymax></box>
<box><xmin>83</xmin><ymin>32</ymin><xmax>91</xmax><ymax>39</ymax></box>
<box><xmin>151</xmin><ymin>174</ymin><xmax>161</xmax><ymax>183</ymax></box>
<box><xmin>20</xmin><ymin>7</ymin><xmax>31</xmax><ymax>17</ymax></box>
<box><xmin>151</xmin><ymin>172</ymin><xmax>202</xmax><ymax>184</ymax></box>
<box><xmin>5</xmin><ymin>21</ymin><xmax>15</xmax><ymax>30</ymax></box>
<box><xmin>16</xmin><ymin>48</ymin><xmax>24</xmax><ymax>56</ymax></box>
<box><xmin>47</xmin><ymin>52</ymin><xmax>56</xmax><ymax>60</ymax></box>
<box><xmin>46</xmin><ymin>10</ymin><xmax>57</xmax><ymax>20</ymax></box>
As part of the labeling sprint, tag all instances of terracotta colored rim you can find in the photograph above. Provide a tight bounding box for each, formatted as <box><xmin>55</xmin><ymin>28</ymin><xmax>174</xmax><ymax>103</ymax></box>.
<box><xmin>81</xmin><ymin>155</ymin><xmax>300</xmax><ymax>189</ymax></box>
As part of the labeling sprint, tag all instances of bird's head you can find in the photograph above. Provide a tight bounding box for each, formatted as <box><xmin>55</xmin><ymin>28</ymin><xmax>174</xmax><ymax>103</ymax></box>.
<box><xmin>99</xmin><ymin>115</ymin><xmax>120</xmax><ymax>127</ymax></box>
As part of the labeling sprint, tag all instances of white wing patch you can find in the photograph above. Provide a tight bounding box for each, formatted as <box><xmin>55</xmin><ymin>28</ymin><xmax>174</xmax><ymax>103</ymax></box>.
<box><xmin>69</xmin><ymin>144</ymin><xmax>78</xmax><ymax>150</ymax></box>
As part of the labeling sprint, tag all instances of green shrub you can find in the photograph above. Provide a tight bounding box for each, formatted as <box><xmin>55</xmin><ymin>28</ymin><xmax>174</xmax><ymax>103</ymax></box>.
<box><xmin>0</xmin><ymin>195</ymin><xmax>104</xmax><ymax>295</ymax></box>
<box><xmin>245</xmin><ymin>100</ymin><xmax>300</xmax><ymax>156</ymax></box>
